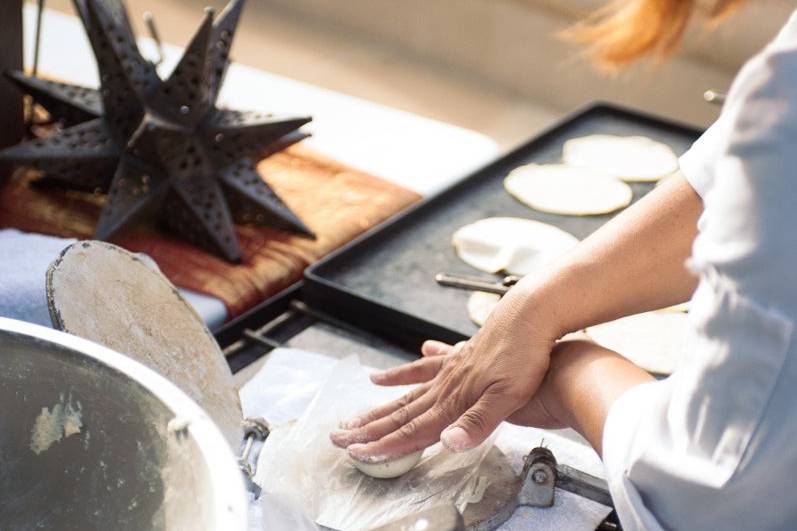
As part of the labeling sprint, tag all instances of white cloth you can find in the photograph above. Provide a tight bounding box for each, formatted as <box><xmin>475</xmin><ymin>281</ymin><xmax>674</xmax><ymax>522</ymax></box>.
<box><xmin>603</xmin><ymin>11</ymin><xmax>797</xmax><ymax>531</ymax></box>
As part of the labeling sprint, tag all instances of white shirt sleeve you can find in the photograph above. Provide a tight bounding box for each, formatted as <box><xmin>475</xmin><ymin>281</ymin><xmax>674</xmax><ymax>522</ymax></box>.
<box><xmin>602</xmin><ymin>11</ymin><xmax>797</xmax><ymax>531</ymax></box>
<box><xmin>677</xmin><ymin>115</ymin><xmax>731</xmax><ymax>199</ymax></box>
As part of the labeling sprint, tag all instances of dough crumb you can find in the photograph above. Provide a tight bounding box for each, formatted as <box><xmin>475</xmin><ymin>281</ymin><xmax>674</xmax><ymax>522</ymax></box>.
<box><xmin>30</xmin><ymin>394</ymin><xmax>83</xmax><ymax>455</ymax></box>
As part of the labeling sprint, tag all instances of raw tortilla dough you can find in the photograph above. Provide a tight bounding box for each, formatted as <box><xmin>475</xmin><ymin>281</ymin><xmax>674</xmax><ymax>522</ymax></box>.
<box><xmin>562</xmin><ymin>135</ymin><xmax>679</xmax><ymax>182</ymax></box>
<box><xmin>505</xmin><ymin>164</ymin><xmax>633</xmax><ymax>215</ymax></box>
<box><xmin>587</xmin><ymin>311</ymin><xmax>690</xmax><ymax>375</ymax></box>
<box><xmin>452</xmin><ymin>217</ymin><xmax>579</xmax><ymax>275</ymax></box>
<box><xmin>467</xmin><ymin>291</ymin><xmax>501</xmax><ymax>326</ymax></box>
<box><xmin>351</xmin><ymin>450</ymin><xmax>424</xmax><ymax>479</ymax></box>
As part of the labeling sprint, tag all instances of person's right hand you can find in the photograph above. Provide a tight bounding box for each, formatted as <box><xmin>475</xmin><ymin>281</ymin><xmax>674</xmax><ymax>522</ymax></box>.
<box><xmin>329</xmin><ymin>280</ymin><xmax>563</xmax><ymax>463</ymax></box>
<box><xmin>378</xmin><ymin>339</ymin><xmax>568</xmax><ymax>430</ymax></box>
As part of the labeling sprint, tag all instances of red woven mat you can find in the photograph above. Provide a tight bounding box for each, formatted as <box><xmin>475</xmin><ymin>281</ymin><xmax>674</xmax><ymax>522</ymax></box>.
<box><xmin>0</xmin><ymin>144</ymin><xmax>420</xmax><ymax>318</ymax></box>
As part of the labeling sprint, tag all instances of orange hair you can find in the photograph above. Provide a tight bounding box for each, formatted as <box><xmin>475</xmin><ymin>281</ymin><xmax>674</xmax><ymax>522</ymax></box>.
<box><xmin>562</xmin><ymin>0</ymin><xmax>744</xmax><ymax>70</ymax></box>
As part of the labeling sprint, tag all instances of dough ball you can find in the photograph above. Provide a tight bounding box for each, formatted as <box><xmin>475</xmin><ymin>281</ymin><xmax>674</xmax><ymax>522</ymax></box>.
<box><xmin>587</xmin><ymin>311</ymin><xmax>690</xmax><ymax>375</ymax></box>
<box><xmin>351</xmin><ymin>450</ymin><xmax>424</xmax><ymax>479</ymax></box>
<box><xmin>467</xmin><ymin>291</ymin><xmax>501</xmax><ymax>326</ymax></box>
<box><xmin>562</xmin><ymin>135</ymin><xmax>679</xmax><ymax>182</ymax></box>
<box><xmin>505</xmin><ymin>163</ymin><xmax>633</xmax><ymax>215</ymax></box>
<box><xmin>452</xmin><ymin>217</ymin><xmax>579</xmax><ymax>275</ymax></box>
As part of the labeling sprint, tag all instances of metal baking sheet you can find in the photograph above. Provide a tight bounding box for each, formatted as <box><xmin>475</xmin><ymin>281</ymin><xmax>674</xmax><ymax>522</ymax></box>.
<box><xmin>219</xmin><ymin>284</ymin><xmax>417</xmax><ymax>373</ymax></box>
<box><xmin>304</xmin><ymin>102</ymin><xmax>703</xmax><ymax>349</ymax></box>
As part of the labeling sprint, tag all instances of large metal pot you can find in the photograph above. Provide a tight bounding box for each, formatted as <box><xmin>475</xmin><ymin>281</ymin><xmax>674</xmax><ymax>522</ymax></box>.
<box><xmin>0</xmin><ymin>317</ymin><xmax>248</xmax><ymax>530</ymax></box>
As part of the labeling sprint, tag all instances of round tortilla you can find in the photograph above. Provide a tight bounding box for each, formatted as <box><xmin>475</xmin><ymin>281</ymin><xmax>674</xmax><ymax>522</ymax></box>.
<box><xmin>452</xmin><ymin>217</ymin><xmax>579</xmax><ymax>275</ymax></box>
<box><xmin>562</xmin><ymin>135</ymin><xmax>679</xmax><ymax>182</ymax></box>
<box><xmin>587</xmin><ymin>311</ymin><xmax>690</xmax><ymax>375</ymax></box>
<box><xmin>505</xmin><ymin>164</ymin><xmax>633</xmax><ymax>215</ymax></box>
<box><xmin>467</xmin><ymin>291</ymin><xmax>501</xmax><ymax>326</ymax></box>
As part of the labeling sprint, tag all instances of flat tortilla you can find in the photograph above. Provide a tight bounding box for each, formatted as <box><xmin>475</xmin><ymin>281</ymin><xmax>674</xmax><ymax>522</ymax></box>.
<box><xmin>467</xmin><ymin>291</ymin><xmax>501</xmax><ymax>326</ymax></box>
<box><xmin>563</xmin><ymin>135</ymin><xmax>678</xmax><ymax>182</ymax></box>
<box><xmin>587</xmin><ymin>311</ymin><xmax>690</xmax><ymax>375</ymax></box>
<box><xmin>452</xmin><ymin>217</ymin><xmax>579</xmax><ymax>275</ymax></box>
<box><xmin>505</xmin><ymin>163</ymin><xmax>632</xmax><ymax>215</ymax></box>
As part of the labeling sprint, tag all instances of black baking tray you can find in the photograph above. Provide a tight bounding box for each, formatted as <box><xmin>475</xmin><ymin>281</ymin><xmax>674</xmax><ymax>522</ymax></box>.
<box><xmin>304</xmin><ymin>102</ymin><xmax>704</xmax><ymax>349</ymax></box>
<box><xmin>219</xmin><ymin>282</ymin><xmax>418</xmax><ymax>373</ymax></box>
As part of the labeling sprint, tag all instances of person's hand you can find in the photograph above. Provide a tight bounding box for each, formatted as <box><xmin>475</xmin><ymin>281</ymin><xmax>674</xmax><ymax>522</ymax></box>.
<box><xmin>329</xmin><ymin>283</ymin><xmax>562</xmax><ymax>462</ymax></box>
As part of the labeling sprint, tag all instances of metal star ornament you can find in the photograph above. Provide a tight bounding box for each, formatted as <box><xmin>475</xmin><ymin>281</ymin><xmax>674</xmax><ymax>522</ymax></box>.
<box><xmin>0</xmin><ymin>0</ymin><xmax>314</xmax><ymax>262</ymax></box>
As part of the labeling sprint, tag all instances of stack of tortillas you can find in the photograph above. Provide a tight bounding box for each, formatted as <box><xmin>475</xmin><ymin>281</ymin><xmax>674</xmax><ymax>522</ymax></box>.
<box><xmin>451</xmin><ymin>134</ymin><xmax>683</xmax><ymax>374</ymax></box>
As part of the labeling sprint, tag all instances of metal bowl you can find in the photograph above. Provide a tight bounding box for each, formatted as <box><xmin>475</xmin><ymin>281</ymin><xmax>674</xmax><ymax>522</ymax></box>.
<box><xmin>0</xmin><ymin>317</ymin><xmax>248</xmax><ymax>530</ymax></box>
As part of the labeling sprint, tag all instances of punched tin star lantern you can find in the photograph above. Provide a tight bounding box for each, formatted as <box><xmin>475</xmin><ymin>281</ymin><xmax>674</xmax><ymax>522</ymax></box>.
<box><xmin>0</xmin><ymin>0</ymin><xmax>314</xmax><ymax>262</ymax></box>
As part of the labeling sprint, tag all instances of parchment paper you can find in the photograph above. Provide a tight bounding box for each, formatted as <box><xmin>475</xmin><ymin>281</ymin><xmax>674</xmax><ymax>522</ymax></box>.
<box><xmin>254</xmin><ymin>355</ymin><xmax>496</xmax><ymax>530</ymax></box>
<box><xmin>241</xmin><ymin>349</ymin><xmax>613</xmax><ymax>530</ymax></box>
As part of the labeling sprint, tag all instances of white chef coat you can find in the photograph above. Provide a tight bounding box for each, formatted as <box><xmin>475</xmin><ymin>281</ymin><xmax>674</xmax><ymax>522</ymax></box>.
<box><xmin>602</xmin><ymin>10</ymin><xmax>797</xmax><ymax>531</ymax></box>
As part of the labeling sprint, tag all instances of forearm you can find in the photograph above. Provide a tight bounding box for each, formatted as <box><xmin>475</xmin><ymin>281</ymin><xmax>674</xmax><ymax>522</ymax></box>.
<box><xmin>540</xmin><ymin>338</ymin><xmax>653</xmax><ymax>455</ymax></box>
<box><xmin>516</xmin><ymin>172</ymin><xmax>702</xmax><ymax>339</ymax></box>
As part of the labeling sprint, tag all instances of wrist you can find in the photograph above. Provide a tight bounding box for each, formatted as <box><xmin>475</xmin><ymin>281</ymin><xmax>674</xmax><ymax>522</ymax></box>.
<box><xmin>540</xmin><ymin>339</ymin><xmax>654</xmax><ymax>453</ymax></box>
<box><xmin>535</xmin><ymin>339</ymin><xmax>589</xmax><ymax>428</ymax></box>
<box><xmin>512</xmin><ymin>273</ymin><xmax>573</xmax><ymax>341</ymax></box>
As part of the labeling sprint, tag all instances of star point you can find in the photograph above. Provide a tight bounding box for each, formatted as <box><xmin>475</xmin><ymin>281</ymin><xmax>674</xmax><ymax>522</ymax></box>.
<box><xmin>0</xmin><ymin>0</ymin><xmax>313</xmax><ymax>262</ymax></box>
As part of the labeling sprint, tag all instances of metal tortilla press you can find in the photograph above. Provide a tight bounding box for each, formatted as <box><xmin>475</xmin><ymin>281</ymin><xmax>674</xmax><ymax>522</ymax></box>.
<box><xmin>10</xmin><ymin>240</ymin><xmax>613</xmax><ymax>530</ymax></box>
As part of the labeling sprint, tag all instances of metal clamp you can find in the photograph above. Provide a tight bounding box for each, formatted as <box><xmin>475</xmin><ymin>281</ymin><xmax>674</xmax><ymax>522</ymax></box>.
<box><xmin>237</xmin><ymin>417</ymin><xmax>270</xmax><ymax>497</ymax></box>
<box><xmin>517</xmin><ymin>446</ymin><xmax>614</xmax><ymax>510</ymax></box>
<box><xmin>435</xmin><ymin>273</ymin><xmax>520</xmax><ymax>296</ymax></box>
<box><xmin>518</xmin><ymin>446</ymin><xmax>557</xmax><ymax>507</ymax></box>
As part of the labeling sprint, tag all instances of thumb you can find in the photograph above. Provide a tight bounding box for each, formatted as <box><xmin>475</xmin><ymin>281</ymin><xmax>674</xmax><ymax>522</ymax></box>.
<box><xmin>440</xmin><ymin>388</ymin><xmax>510</xmax><ymax>452</ymax></box>
<box><xmin>422</xmin><ymin>340</ymin><xmax>467</xmax><ymax>357</ymax></box>
<box><xmin>422</xmin><ymin>340</ymin><xmax>453</xmax><ymax>357</ymax></box>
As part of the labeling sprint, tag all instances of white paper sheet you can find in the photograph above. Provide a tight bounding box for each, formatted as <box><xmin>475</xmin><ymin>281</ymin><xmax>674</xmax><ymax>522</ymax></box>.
<box><xmin>240</xmin><ymin>348</ymin><xmax>613</xmax><ymax>530</ymax></box>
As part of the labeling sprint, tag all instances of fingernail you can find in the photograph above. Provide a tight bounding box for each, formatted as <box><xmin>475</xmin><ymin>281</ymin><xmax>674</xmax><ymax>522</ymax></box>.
<box><xmin>369</xmin><ymin>372</ymin><xmax>386</xmax><ymax>383</ymax></box>
<box><xmin>329</xmin><ymin>429</ymin><xmax>349</xmax><ymax>447</ymax></box>
<box><xmin>424</xmin><ymin>341</ymin><xmax>443</xmax><ymax>355</ymax></box>
<box><xmin>339</xmin><ymin>416</ymin><xmax>363</xmax><ymax>429</ymax></box>
<box><xmin>441</xmin><ymin>426</ymin><xmax>473</xmax><ymax>452</ymax></box>
<box><xmin>347</xmin><ymin>443</ymin><xmax>386</xmax><ymax>464</ymax></box>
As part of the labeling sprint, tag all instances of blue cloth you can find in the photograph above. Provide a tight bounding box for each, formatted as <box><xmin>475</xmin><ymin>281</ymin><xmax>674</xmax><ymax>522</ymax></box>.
<box><xmin>0</xmin><ymin>229</ymin><xmax>227</xmax><ymax>328</ymax></box>
<box><xmin>0</xmin><ymin>229</ymin><xmax>74</xmax><ymax>327</ymax></box>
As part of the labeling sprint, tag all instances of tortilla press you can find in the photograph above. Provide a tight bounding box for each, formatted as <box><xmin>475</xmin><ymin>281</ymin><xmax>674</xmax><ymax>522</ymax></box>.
<box><xmin>41</xmin><ymin>241</ymin><xmax>612</xmax><ymax>529</ymax></box>
<box><xmin>45</xmin><ymin>241</ymin><xmax>274</xmax><ymax>494</ymax></box>
<box><xmin>318</xmin><ymin>444</ymin><xmax>613</xmax><ymax>531</ymax></box>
